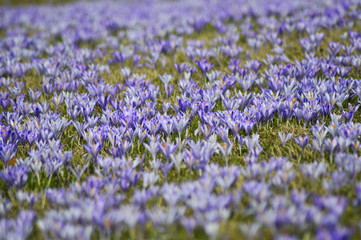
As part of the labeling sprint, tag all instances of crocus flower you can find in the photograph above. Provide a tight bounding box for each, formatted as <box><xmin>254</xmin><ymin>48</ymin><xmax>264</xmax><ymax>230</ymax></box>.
<box><xmin>0</xmin><ymin>164</ymin><xmax>29</xmax><ymax>188</ymax></box>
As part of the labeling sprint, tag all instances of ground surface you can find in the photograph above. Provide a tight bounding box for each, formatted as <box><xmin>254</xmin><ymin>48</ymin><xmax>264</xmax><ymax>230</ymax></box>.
<box><xmin>1</xmin><ymin>0</ymin><xmax>361</xmax><ymax>239</ymax></box>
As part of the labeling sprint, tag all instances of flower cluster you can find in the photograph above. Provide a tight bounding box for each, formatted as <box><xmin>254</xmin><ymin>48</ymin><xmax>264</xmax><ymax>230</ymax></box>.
<box><xmin>1</xmin><ymin>0</ymin><xmax>361</xmax><ymax>239</ymax></box>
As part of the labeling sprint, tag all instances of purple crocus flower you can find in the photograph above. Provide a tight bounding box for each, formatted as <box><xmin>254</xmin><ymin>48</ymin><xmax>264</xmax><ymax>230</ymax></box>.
<box><xmin>294</xmin><ymin>135</ymin><xmax>309</xmax><ymax>152</ymax></box>
<box><xmin>83</xmin><ymin>142</ymin><xmax>102</xmax><ymax>159</ymax></box>
<box><xmin>195</xmin><ymin>59</ymin><xmax>213</xmax><ymax>75</ymax></box>
<box><xmin>159</xmin><ymin>141</ymin><xmax>178</xmax><ymax>159</ymax></box>
<box><xmin>278</xmin><ymin>132</ymin><xmax>293</xmax><ymax>146</ymax></box>
<box><xmin>0</xmin><ymin>164</ymin><xmax>29</xmax><ymax>188</ymax></box>
<box><xmin>0</xmin><ymin>141</ymin><xmax>17</xmax><ymax>167</ymax></box>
